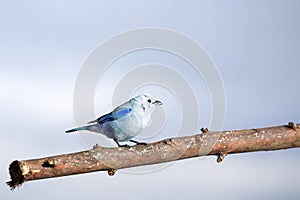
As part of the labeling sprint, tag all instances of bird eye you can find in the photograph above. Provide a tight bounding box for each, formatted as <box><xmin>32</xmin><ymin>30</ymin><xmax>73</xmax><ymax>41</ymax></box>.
<box><xmin>147</xmin><ymin>99</ymin><xmax>152</xmax><ymax>103</ymax></box>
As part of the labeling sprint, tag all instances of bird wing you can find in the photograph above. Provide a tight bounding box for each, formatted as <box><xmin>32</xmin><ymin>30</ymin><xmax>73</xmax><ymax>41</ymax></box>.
<box><xmin>112</xmin><ymin>101</ymin><xmax>133</xmax><ymax>120</ymax></box>
<box><xmin>114</xmin><ymin>108</ymin><xmax>132</xmax><ymax>119</ymax></box>
<box><xmin>87</xmin><ymin>106</ymin><xmax>132</xmax><ymax>124</ymax></box>
<box><xmin>87</xmin><ymin>119</ymin><xmax>98</xmax><ymax>124</ymax></box>
<box><xmin>96</xmin><ymin>112</ymin><xmax>115</xmax><ymax>123</ymax></box>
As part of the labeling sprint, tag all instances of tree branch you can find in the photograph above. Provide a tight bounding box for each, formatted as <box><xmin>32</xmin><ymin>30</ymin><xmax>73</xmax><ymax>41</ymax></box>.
<box><xmin>7</xmin><ymin>122</ymin><xmax>300</xmax><ymax>190</ymax></box>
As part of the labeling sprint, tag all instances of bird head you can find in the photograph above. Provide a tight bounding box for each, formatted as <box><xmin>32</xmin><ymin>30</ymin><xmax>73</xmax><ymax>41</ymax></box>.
<box><xmin>132</xmin><ymin>94</ymin><xmax>163</xmax><ymax>112</ymax></box>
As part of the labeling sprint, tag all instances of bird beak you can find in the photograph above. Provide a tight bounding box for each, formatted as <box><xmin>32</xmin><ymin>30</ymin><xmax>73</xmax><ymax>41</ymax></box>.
<box><xmin>153</xmin><ymin>100</ymin><xmax>163</xmax><ymax>106</ymax></box>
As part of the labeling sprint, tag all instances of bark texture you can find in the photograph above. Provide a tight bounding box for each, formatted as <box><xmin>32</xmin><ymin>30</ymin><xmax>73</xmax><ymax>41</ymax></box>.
<box><xmin>7</xmin><ymin>122</ymin><xmax>300</xmax><ymax>189</ymax></box>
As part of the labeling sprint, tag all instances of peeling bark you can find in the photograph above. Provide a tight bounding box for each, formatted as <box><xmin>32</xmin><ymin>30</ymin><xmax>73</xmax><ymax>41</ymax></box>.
<box><xmin>7</xmin><ymin>122</ymin><xmax>300</xmax><ymax>190</ymax></box>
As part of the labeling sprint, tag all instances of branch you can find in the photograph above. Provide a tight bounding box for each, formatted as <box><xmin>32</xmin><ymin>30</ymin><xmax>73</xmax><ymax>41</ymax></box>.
<box><xmin>7</xmin><ymin>122</ymin><xmax>300</xmax><ymax>189</ymax></box>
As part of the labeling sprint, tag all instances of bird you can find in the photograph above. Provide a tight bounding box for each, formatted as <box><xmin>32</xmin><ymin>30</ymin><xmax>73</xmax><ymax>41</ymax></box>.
<box><xmin>65</xmin><ymin>94</ymin><xmax>163</xmax><ymax>147</ymax></box>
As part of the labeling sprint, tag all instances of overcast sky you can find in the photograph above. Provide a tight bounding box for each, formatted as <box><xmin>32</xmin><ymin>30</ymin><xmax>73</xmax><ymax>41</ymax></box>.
<box><xmin>1</xmin><ymin>1</ymin><xmax>300</xmax><ymax>200</ymax></box>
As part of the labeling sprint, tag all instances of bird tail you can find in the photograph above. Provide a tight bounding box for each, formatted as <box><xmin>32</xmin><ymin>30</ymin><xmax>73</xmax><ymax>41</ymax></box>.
<box><xmin>65</xmin><ymin>125</ymin><xmax>99</xmax><ymax>133</ymax></box>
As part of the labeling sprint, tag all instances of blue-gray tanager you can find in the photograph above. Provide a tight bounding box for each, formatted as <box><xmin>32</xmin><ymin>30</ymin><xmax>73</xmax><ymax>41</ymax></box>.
<box><xmin>66</xmin><ymin>94</ymin><xmax>162</xmax><ymax>147</ymax></box>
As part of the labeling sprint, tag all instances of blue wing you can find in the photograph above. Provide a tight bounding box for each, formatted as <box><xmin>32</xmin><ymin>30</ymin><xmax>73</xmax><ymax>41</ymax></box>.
<box><xmin>97</xmin><ymin>112</ymin><xmax>115</xmax><ymax>124</ymax></box>
<box><xmin>97</xmin><ymin>108</ymin><xmax>132</xmax><ymax>124</ymax></box>
<box><xmin>115</xmin><ymin>108</ymin><xmax>132</xmax><ymax>118</ymax></box>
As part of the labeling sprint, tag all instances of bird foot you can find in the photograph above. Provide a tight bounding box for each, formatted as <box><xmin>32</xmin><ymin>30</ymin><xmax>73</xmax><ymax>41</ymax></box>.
<box><xmin>114</xmin><ymin>139</ymin><xmax>147</xmax><ymax>147</ymax></box>
<box><xmin>118</xmin><ymin>144</ymin><xmax>131</xmax><ymax>148</ymax></box>
<box><xmin>114</xmin><ymin>139</ymin><xmax>131</xmax><ymax>148</ymax></box>
<box><xmin>129</xmin><ymin>140</ymin><xmax>148</xmax><ymax>146</ymax></box>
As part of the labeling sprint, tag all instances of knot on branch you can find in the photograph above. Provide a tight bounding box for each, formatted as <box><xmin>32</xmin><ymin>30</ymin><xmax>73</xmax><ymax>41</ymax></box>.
<box><xmin>217</xmin><ymin>152</ymin><xmax>227</xmax><ymax>163</ymax></box>
<box><xmin>163</xmin><ymin>139</ymin><xmax>173</xmax><ymax>145</ymax></box>
<box><xmin>93</xmin><ymin>144</ymin><xmax>102</xmax><ymax>149</ymax></box>
<box><xmin>287</xmin><ymin>122</ymin><xmax>298</xmax><ymax>131</ymax></box>
<box><xmin>201</xmin><ymin>127</ymin><xmax>209</xmax><ymax>133</ymax></box>
<box><xmin>42</xmin><ymin>158</ymin><xmax>56</xmax><ymax>168</ymax></box>
<box><xmin>108</xmin><ymin>169</ymin><xmax>117</xmax><ymax>176</ymax></box>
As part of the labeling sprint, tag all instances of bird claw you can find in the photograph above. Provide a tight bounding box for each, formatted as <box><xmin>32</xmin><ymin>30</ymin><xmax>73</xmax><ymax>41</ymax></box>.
<box><xmin>129</xmin><ymin>140</ymin><xmax>148</xmax><ymax>146</ymax></box>
<box><xmin>118</xmin><ymin>144</ymin><xmax>131</xmax><ymax>148</ymax></box>
<box><xmin>136</xmin><ymin>142</ymin><xmax>148</xmax><ymax>146</ymax></box>
<box><xmin>114</xmin><ymin>139</ymin><xmax>147</xmax><ymax>147</ymax></box>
